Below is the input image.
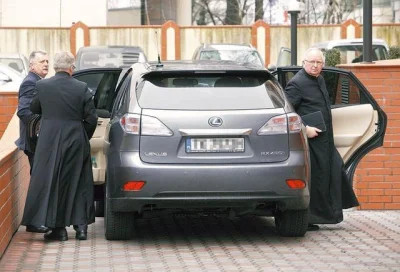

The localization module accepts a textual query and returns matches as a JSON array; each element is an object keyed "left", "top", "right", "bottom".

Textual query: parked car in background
[
  {"left": 75, "top": 45, "right": 148, "bottom": 70},
  {"left": 71, "top": 59, "right": 386, "bottom": 240},
  {"left": 192, "top": 43, "right": 265, "bottom": 67},
  {"left": 0, "top": 63, "right": 23, "bottom": 92},
  {"left": 0, "top": 53, "right": 29, "bottom": 76},
  {"left": 276, "top": 38, "right": 389, "bottom": 66}
]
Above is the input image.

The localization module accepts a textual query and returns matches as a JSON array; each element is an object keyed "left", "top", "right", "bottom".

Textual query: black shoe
[
  {"left": 308, "top": 224, "right": 320, "bottom": 231},
  {"left": 26, "top": 225, "right": 49, "bottom": 233},
  {"left": 75, "top": 230, "right": 87, "bottom": 240},
  {"left": 73, "top": 224, "right": 88, "bottom": 240},
  {"left": 44, "top": 228, "right": 68, "bottom": 241}
]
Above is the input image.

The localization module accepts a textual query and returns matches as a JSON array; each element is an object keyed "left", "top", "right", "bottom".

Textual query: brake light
[
  {"left": 122, "top": 181, "right": 146, "bottom": 191},
  {"left": 287, "top": 113, "right": 302, "bottom": 132},
  {"left": 120, "top": 114, "right": 173, "bottom": 136},
  {"left": 257, "top": 113, "right": 301, "bottom": 135},
  {"left": 120, "top": 113, "right": 140, "bottom": 134},
  {"left": 286, "top": 179, "right": 306, "bottom": 189}
]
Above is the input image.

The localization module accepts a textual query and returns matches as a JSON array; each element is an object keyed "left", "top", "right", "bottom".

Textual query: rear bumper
[{"left": 106, "top": 151, "right": 310, "bottom": 213}]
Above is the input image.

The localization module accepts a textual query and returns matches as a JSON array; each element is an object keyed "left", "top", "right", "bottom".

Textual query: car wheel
[
  {"left": 95, "top": 200, "right": 105, "bottom": 217},
  {"left": 104, "top": 199, "right": 135, "bottom": 240},
  {"left": 274, "top": 208, "right": 308, "bottom": 237}
]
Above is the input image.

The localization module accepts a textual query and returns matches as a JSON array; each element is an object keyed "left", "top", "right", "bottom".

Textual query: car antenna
[{"left": 155, "top": 30, "right": 163, "bottom": 67}]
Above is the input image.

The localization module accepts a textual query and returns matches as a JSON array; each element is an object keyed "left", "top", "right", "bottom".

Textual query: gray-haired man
[{"left": 21, "top": 51, "right": 98, "bottom": 241}]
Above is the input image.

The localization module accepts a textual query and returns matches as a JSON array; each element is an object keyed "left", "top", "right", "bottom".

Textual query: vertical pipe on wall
[{"left": 363, "top": 0, "right": 373, "bottom": 62}]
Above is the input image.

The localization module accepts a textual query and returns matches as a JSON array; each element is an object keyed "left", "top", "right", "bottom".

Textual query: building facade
[{"left": 0, "top": 0, "right": 107, "bottom": 27}]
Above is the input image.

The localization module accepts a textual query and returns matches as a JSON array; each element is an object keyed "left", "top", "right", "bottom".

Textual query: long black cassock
[
  {"left": 21, "top": 71, "right": 98, "bottom": 228},
  {"left": 284, "top": 69, "right": 359, "bottom": 224}
]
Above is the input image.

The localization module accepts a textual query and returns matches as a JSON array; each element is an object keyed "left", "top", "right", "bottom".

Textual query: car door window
[
  {"left": 95, "top": 73, "right": 118, "bottom": 110},
  {"left": 74, "top": 73, "right": 103, "bottom": 95},
  {"left": 74, "top": 72, "right": 120, "bottom": 112},
  {"left": 322, "top": 71, "right": 370, "bottom": 105},
  {"left": 111, "top": 74, "right": 132, "bottom": 118},
  {"left": 276, "top": 69, "right": 367, "bottom": 106}
]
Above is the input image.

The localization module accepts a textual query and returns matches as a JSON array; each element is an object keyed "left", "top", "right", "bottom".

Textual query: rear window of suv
[{"left": 135, "top": 72, "right": 284, "bottom": 110}]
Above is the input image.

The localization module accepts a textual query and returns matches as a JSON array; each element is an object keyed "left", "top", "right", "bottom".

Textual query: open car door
[
  {"left": 72, "top": 68, "right": 123, "bottom": 188},
  {"left": 274, "top": 66, "right": 387, "bottom": 183}
]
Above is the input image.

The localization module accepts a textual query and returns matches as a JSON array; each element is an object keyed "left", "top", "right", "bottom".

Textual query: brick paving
[{"left": 0, "top": 210, "right": 399, "bottom": 272}]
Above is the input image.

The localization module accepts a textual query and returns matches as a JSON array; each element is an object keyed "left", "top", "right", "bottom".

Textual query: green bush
[
  {"left": 388, "top": 46, "right": 400, "bottom": 59},
  {"left": 325, "top": 49, "right": 341, "bottom": 67}
]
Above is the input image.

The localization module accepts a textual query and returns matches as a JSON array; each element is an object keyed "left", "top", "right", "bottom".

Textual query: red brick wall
[
  {"left": 339, "top": 60, "right": 400, "bottom": 210},
  {"left": 0, "top": 91, "right": 30, "bottom": 258},
  {"left": 0, "top": 151, "right": 30, "bottom": 258},
  {"left": 0, "top": 93, "right": 18, "bottom": 139}
]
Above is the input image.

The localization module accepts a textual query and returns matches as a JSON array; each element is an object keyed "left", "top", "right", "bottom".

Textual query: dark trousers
[
  {"left": 24, "top": 150, "right": 35, "bottom": 174},
  {"left": 73, "top": 224, "right": 88, "bottom": 232}
]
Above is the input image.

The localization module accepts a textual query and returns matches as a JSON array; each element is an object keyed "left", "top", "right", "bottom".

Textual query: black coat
[
  {"left": 15, "top": 71, "right": 42, "bottom": 152},
  {"left": 285, "top": 69, "right": 359, "bottom": 224},
  {"left": 21, "top": 71, "right": 98, "bottom": 228}
]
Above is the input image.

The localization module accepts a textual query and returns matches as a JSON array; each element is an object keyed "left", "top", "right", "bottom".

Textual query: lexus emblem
[{"left": 208, "top": 117, "right": 223, "bottom": 127}]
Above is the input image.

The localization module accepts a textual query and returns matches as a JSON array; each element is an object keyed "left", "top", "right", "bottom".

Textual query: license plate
[{"left": 186, "top": 138, "right": 245, "bottom": 153}]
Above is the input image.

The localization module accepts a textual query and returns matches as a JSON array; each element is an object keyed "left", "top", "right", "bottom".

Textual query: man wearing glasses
[
  {"left": 21, "top": 51, "right": 98, "bottom": 241},
  {"left": 284, "top": 48, "right": 359, "bottom": 231}
]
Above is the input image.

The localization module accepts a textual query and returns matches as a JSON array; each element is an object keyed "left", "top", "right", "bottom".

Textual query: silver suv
[
  {"left": 192, "top": 43, "right": 265, "bottom": 67},
  {"left": 72, "top": 60, "right": 386, "bottom": 240}
]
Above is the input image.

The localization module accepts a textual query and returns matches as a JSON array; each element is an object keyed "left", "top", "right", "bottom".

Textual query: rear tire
[
  {"left": 104, "top": 199, "right": 135, "bottom": 240},
  {"left": 274, "top": 209, "right": 308, "bottom": 237}
]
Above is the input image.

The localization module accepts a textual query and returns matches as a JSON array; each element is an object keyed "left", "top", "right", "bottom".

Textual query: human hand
[{"left": 306, "top": 126, "right": 322, "bottom": 138}]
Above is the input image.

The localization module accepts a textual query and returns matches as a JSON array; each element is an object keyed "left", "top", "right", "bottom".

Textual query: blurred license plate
[{"left": 186, "top": 138, "right": 244, "bottom": 153}]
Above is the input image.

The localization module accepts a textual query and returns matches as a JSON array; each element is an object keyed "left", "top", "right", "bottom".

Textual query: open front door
[
  {"left": 72, "top": 68, "right": 123, "bottom": 185},
  {"left": 275, "top": 66, "right": 387, "bottom": 184}
]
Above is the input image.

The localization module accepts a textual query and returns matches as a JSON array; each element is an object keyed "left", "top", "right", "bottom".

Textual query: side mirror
[{"left": 96, "top": 109, "right": 111, "bottom": 118}]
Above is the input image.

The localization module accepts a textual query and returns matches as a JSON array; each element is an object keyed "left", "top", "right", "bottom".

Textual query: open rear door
[
  {"left": 72, "top": 68, "right": 123, "bottom": 185},
  {"left": 275, "top": 66, "right": 387, "bottom": 184}
]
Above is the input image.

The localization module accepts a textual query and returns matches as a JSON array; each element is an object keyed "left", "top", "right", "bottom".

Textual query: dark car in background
[
  {"left": 75, "top": 45, "right": 148, "bottom": 70},
  {"left": 71, "top": 60, "right": 386, "bottom": 241},
  {"left": 192, "top": 43, "right": 265, "bottom": 67}
]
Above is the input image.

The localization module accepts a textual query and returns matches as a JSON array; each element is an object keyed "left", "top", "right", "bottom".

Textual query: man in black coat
[
  {"left": 21, "top": 51, "right": 98, "bottom": 241},
  {"left": 15, "top": 50, "right": 49, "bottom": 171},
  {"left": 284, "top": 48, "right": 359, "bottom": 231},
  {"left": 15, "top": 50, "right": 49, "bottom": 234}
]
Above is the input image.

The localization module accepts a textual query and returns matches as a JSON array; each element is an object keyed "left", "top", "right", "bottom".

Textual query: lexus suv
[{"left": 72, "top": 60, "right": 386, "bottom": 240}]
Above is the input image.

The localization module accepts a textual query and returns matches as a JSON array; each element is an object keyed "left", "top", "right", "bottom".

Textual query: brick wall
[
  {"left": 339, "top": 60, "right": 400, "bottom": 210},
  {"left": 0, "top": 151, "right": 29, "bottom": 257},
  {"left": 0, "top": 93, "right": 18, "bottom": 139},
  {"left": 0, "top": 91, "right": 30, "bottom": 258}
]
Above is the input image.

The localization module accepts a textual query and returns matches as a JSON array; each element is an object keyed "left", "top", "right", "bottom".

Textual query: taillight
[
  {"left": 141, "top": 115, "right": 173, "bottom": 136},
  {"left": 122, "top": 181, "right": 146, "bottom": 191},
  {"left": 286, "top": 179, "right": 306, "bottom": 189},
  {"left": 257, "top": 113, "right": 301, "bottom": 135},
  {"left": 120, "top": 114, "right": 173, "bottom": 136},
  {"left": 120, "top": 113, "right": 140, "bottom": 134}
]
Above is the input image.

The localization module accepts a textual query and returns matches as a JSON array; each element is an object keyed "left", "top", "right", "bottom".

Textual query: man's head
[
  {"left": 302, "top": 48, "right": 324, "bottom": 77},
  {"left": 53, "top": 51, "right": 76, "bottom": 75},
  {"left": 29, "top": 50, "right": 49, "bottom": 78}
]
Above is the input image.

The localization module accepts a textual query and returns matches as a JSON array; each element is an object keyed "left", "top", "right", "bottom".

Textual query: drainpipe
[{"left": 363, "top": 0, "right": 373, "bottom": 62}]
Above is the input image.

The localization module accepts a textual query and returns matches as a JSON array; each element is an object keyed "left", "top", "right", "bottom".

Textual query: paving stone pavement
[{"left": 0, "top": 210, "right": 399, "bottom": 272}]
